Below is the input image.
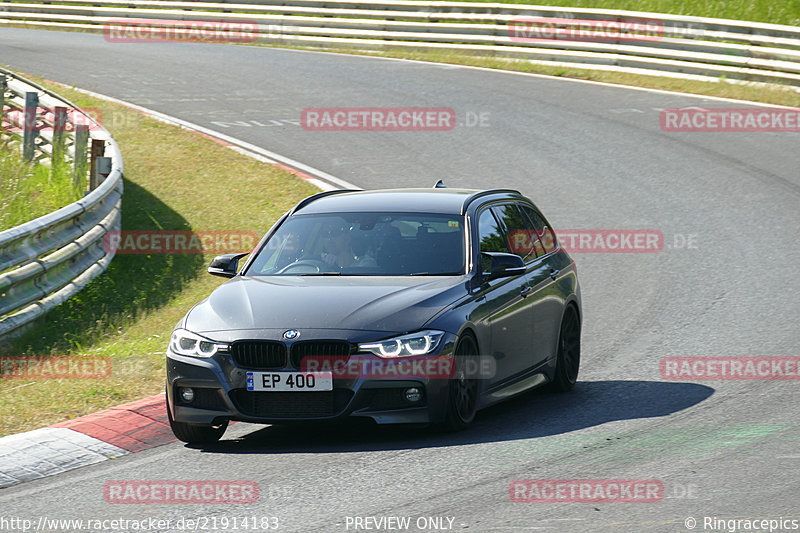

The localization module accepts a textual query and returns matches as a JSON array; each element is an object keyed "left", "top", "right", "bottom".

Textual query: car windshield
[{"left": 246, "top": 212, "right": 466, "bottom": 276}]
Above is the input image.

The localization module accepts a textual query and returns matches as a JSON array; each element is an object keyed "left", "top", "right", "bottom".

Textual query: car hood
[{"left": 184, "top": 275, "right": 467, "bottom": 335}]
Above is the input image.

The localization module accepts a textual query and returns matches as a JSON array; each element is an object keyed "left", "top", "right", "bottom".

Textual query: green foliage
[
  {"left": 458, "top": 0, "right": 800, "bottom": 26},
  {"left": 0, "top": 138, "right": 79, "bottom": 231}
]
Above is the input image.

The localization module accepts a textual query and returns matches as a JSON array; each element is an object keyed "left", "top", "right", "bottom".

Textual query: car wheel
[
  {"left": 166, "top": 391, "right": 228, "bottom": 444},
  {"left": 548, "top": 305, "right": 581, "bottom": 392},
  {"left": 443, "top": 332, "right": 480, "bottom": 431}
]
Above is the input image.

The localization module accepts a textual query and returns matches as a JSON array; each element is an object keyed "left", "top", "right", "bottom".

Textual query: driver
[{"left": 321, "top": 223, "right": 376, "bottom": 269}]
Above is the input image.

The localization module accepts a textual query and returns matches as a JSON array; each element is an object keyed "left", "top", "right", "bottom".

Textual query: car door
[
  {"left": 516, "top": 203, "right": 564, "bottom": 366},
  {"left": 472, "top": 205, "right": 537, "bottom": 387},
  {"left": 490, "top": 203, "right": 555, "bottom": 371}
]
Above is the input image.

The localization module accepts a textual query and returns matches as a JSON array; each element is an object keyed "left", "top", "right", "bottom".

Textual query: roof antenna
[{"left": 433, "top": 180, "right": 446, "bottom": 188}]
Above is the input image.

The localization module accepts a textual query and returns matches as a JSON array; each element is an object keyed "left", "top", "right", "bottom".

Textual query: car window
[
  {"left": 477, "top": 209, "right": 507, "bottom": 253},
  {"left": 492, "top": 203, "right": 541, "bottom": 263},
  {"left": 247, "top": 212, "right": 465, "bottom": 276},
  {"left": 477, "top": 208, "right": 508, "bottom": 272},
  {"left": 519, "top": 204, "right": 557, "bottom": 254}
]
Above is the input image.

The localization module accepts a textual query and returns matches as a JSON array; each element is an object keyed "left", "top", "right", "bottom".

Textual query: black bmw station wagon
[{"left": 166, "top": 185, "right": 581, "bottom": 443}]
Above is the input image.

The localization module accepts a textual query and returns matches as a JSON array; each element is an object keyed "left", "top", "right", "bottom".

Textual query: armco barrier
[
  {"left": 1, "top": 0, "right": 799, "bottom": 87},
  {"left": 0, "top": 68, "right": 123, "bottom": 338}
]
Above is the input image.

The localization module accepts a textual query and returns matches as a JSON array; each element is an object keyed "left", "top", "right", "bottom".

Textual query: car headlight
[
  {"left": 359, "top": 330, "right": 444, "bottom": 358},
  {"left": 169, "top": 329, "right": 227, "bottom": 358}
]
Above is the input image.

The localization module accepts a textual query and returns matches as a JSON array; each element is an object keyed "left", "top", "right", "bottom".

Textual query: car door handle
[
  {"left": 520, "top": 285, "right": 532, "bottom": 297},
  {"left": 549, "top": 269, "right": 560, "bottom": 280}
]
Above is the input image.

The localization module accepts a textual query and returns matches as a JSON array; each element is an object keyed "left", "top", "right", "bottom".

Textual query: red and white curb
[{"left": 0, "top": 394, "right": 170, "bottom": 489}]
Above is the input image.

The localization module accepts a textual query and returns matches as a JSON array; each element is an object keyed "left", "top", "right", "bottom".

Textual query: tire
[
  {"left": 548, "top": 305, "right": 581, "bottom": 392},
  {"left": 443, "top": 332, "right": 480, "bottom": 431},
  {"left": 166, "top": 393, "right": 228, "bottom": 445}
]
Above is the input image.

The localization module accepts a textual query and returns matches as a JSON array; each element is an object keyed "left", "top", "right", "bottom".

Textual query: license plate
[{"left": 246, "top": 371, "right": 333, "bottom": 392}]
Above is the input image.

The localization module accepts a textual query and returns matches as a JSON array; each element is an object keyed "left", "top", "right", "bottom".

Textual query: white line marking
[
  {"left": 47, "top": 84, "right": 359, "bottom": 191},
  {"left": 270, "top": 46, "right": 800, "bottom": 109}
]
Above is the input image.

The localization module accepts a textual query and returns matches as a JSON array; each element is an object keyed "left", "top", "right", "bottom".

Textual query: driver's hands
[{"left": 321, "top": 252, "right": 337, "bottom": 266}]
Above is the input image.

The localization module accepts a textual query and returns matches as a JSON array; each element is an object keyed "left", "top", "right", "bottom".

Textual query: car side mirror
[
  {"left": 208, "top": 253, "right": 249, "bottom": 278},
  {"left": 481, "top": 252, "right": 526, "bottom": 280}
]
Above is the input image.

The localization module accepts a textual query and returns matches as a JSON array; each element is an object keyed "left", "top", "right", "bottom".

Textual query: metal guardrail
[
  {"left": 0, "top": 68, "right": 123, "bottom": 338},
  {"left": 1, "top": 0, "right": 800, "bottom": 87}
]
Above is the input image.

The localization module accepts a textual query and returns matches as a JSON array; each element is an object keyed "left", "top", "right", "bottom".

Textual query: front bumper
[{"left": 166, "top": 333, "right": 457, "bottom": 426}]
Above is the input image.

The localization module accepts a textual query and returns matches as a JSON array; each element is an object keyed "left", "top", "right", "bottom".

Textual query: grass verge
[
  {"left": 456, "top": 0, "right": 800, "bottom": 26},
  {"left": 0, "top": 75, "right": 319, "bottom": 437},
  {"left": 0, "top": 138, "right": 79, "bottom": 231}
]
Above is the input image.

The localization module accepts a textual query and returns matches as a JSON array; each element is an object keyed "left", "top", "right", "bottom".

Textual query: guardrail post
[
  {"left": 73, "top": 124, "right": 89, "bottom": 192},
  {"left": 23, "top": 92, "right": 39, "bottom": 161},
  {"left": 0, "top": 75, "right": 6, "bottom": 133},
  {"left": 89, "top": 138, "right": 105, "bottom": 190},
  {"left": 52, "top": 106, "right": 68, "bottom": 180},
  {"left": 95, "top": 156, "right": 112, "bottom": 185}
]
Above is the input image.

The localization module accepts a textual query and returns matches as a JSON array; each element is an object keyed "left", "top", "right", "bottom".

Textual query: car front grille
[
  {"left": 231, "top": 341, "right": 287, "bottom": 370},
  {"left": 229, "top": 389, "right": 354, "bottom": 418},
  {"left": 290, "top": 340, "right": 353, "bottom": 369}
]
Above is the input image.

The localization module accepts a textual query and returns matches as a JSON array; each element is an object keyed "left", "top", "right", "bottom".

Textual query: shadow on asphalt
[{"left": 193, "top": 380, "right": 714, "bottom": 454}]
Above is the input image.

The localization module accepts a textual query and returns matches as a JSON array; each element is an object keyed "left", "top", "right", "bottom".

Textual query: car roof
[{"left": 292, "top": 188, "right": 526, "bottom": 216}]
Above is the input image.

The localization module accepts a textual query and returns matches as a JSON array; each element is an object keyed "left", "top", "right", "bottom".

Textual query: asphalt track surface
[{"left": 2, "top": 28, "right": 800, "bottom": 533}]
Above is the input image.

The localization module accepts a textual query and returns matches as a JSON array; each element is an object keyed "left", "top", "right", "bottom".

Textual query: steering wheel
[{"left": 277, "top": 259, "right": 327, "bottom": 274}]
